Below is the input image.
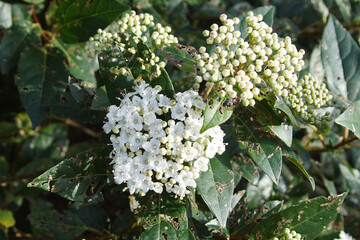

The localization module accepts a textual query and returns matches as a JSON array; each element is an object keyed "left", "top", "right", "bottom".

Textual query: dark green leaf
[
  {"left": 28, "top": 210, "right": 86, "bottom": 240},
  {"left": 138, "top": 194, "right": 188, "bottom": 240},
  {"left": 282, "top": 145, "right": 315, "bottom": 190},
  {"left": 161, "top": 43, "right": 197, "bottom": 72},
  {"left": 70, "top": 205, "right": 108, "bottom": 231},
  {"left": 274, "top": 96, "right": 298, "bottom": 127},
  {"left": 28, "top": 147, "right": 111, "bottom": 203},
  {"left": 321, "top": 15, "right": 360, "bottom": 101},
  {"left": 150, "top": 68, "right": 175, "bottom": 98},
  {"left": 230, "top": 152, "right": 259, "bottom": 184},
  {"left": 49, "top": 82, "right": 105, "bottom": 124},
  {"left": 55, "top": 0, "right": 129, "bottom": 43},
  {"left": 53, "top": 37, "right": 97, "bottom": 85},
  {"left": 235, "top": 116, "right": 282, "bottom": 184},
  {"left": 17, "top": 47, "right": 69, "bottom": 127},
  {"left": 268, "top": 123, "right": 293, "bottom": 147},
  {"left": 249, "top": 193, "right": 347, "bottom": 240},
  {"left": 0, "top": 21, "right": 41, "bottom": 74},
  {"left": 335, "top": 100, "right": 360, "bottom": 138},
  {"left": 90, "top": 86, "right": 110, "bottom": 111},
  {"left": 200, "top": 100, "right": 233, "bottom": 134},
  {"left": 196, "top": 156, "right": 235, "bottom": 228},
  {"left": 98, "top": 49, "right": 135, "bottom": 105}
]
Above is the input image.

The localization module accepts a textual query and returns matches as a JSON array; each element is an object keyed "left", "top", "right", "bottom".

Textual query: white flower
[
  {"left": 143, "top": 138, "right": 161, "bottom": 154},
  {"left": 194, "top": 157, "right": 209, "bottom": 171},
  {"left": 128, "top": 112, "right": 143, "bottom": 131},
  {"left": 128, "top": 132, "right": 147, "bottom": 152},
  {"left": 335, "top": 231, "right": 354, "bottom": 240},
  {"left": 171, "top": 103, "right": 187, "bottom": 120}
]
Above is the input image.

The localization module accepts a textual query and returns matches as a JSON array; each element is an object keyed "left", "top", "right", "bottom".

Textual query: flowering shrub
[{"left": 1, "top": 1, "right": 360, "bottom": 240}]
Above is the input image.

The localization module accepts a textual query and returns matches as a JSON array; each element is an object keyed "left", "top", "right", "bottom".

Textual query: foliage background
[{"left": 0, "top": 0, "right": 360, "bottom": 239}]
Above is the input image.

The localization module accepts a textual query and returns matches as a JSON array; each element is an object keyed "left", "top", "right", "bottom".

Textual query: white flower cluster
[
  {"left": 84, "top": 10, "right": 178, "bottom": 77},
  {"left": 104, "top": 81, "right": 226, "bottom": 199},
  {"left": 273, "top": 228, "right": 302, "bottom": 240},
  {"left": 194, "top": 12, "right": 307, "bottom": 107}
]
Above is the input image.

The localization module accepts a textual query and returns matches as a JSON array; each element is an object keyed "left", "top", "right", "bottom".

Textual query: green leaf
[
  {"left": 28, "top": 147, "right": 111, "bottom": 203},
  {"left": 90, "top": 86, "right": 110, "bottom": 111},
  {"left": 49, "top": 82, "right": 105, "bottom": 124},
  {"left": 268, "top": 123, "right": 293, "bottom": 147},
  {"left": 0, "top": 21, "right": 41, "bottom": 74},
  {"left": 0, "top": 210, "right": 15, "bottom": 228},
  {"left": 249, "top": 193, "right": 347, "bottom": 240},
  {"left": 28, "top": 210, "right": 86, "bottom": 240},
  {"left": 231, "top": 153, "right": 260, "bottom": 184},
  {"left": 274, "top": 96, "right": 298, "bottom": 127},
  {"left": 309, "top": 45, "right": 325, "bottom": 83},
  {"left": 321, "top": 15, "right": 360, "bottom": 102},
  {"left": 17, "top": 47, "right": 69, "bottom": 127},
  {"left": 55, "top": 0, "right": 130, "bottom": 43},
  {"left": 334, "top": 0, "right": 351, "bottom": 24},
  {"left": 235, "top": 116, "right": 282, "bottom": 184},
  {"left": 200, "top": 100, "right": 233, "bottom": 133},
  {"left": 335, "top": 100, "right": 360, "bottom": 138},
  {"left": 98, "top": 49, "right": 135, "bottom": 105},
  {"left": 196, "top": 156, "right": 235, "bottom": 228},
  {"left": 161, "top": 43, "right": 197, "bottom": 72},
  {"left": 138, "top": 194, "right": 189, "bottom": 240},
  {"left": 282, "top": 146, "right": 315, "bottom": 190},
  {"left": 53, "top": 37, "right": 97, "bottom": 85},
  {"left": 150, "top": 68, "right": 175, "bottom": 98}
]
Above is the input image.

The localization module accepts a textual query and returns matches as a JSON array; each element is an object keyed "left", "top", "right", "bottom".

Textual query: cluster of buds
[
  {"left": 194, "top": 12, "right": 306, "bottom": 106},
  {"left": 288, "top": 74, "right": 332, "bottom": 131},
  {"left": 273, "top": 228, "right": 302, "bottom": 240},
  {"left": 84, "top": 10, "right": 178, "bottom": 77},
  {"left": 104, "top": 81, "right": 226, "bottom": 199}
]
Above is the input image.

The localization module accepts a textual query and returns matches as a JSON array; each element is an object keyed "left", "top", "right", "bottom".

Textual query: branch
[
  {"left": 308, "top": 136, "right": 359, "bottom": 154},
  {"left": 49, "top": 115, "right": 101, "bottom": 138}
]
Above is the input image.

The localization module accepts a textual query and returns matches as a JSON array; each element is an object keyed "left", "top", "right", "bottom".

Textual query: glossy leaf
[
  {"left": 335, "top": 100, "right": 360, "bottom": 138},
  {"left": 196, "top": 156, "right": 235, "bottom": 228},
  {"left": 91, "top": 86, "right": 110, "bottom": 111},
  {"left": 28, "top": 210, "right": 86, "bottom": 240},
  {"left": 55, "top": 0, "right": 129, "bottom": 43},
  {"left": 28, "top": 147, "right": 112, "bottom": 203},
  {"left": 17, "top": 47, "right": 69, "bottom": 127},
  {"left": 231, "top": 153, "right": 260, "bottom": 184},
  {"left": 150, "top": 68, "right": 175, "bottom": 98},
  {"left": 273, "top": 96, "right": 298, "bottom": 127},
  {"left": 200, "top": 100, "right": 233, "bottom": 133},
  {"left": 321, "top": 15, "right": 360, "bottom": 101},
  {"left": 0, "top": 21, "right": 41, "bottom": 74},
  {"left": 268, "top": 123, "right": 293, "bottom": 147},
  {"left": 235, "top": 116, "right": 282, "bottom": 184},
  {"left": 53, "top": 37, "right": 97, "bottom": 85},
  {"left": 49, "top": 82, "right": 105, "bottom": 124},
  {"left": 161, "top": 43, "right": 197, "bottom": 72},
  {"left": 282, "top": 145, "right": 315, "bottom": 190},
  {"left": 138, "top": 194, "right": 189, "bottom": 240},
  {"left": 249, "top": 193, "right": 347, "bottom": 240}
]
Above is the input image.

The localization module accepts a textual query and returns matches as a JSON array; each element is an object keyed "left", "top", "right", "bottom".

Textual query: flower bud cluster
[
  {"left": 194, "top": 12, "right": 306, "bottom": 107},
  {"left": 288, "top": 74, "right": 332, "bottom": 131},
  {"left": 273, "top": 228, "right": 303, "bottom": 240},
  {"left": 103, "top": 81, "right": 226, "bottom": 199},
  {"left": 84, "top": 10, "right": 177, "bottom": 77}
]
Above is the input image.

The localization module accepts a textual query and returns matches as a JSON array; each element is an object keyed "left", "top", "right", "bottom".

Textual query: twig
[
  {"left": 50, "top": 115, "right": 101, "bottom": 138},
  {"left": 308, "top": 136, "right": 359, "bottom": 154}
]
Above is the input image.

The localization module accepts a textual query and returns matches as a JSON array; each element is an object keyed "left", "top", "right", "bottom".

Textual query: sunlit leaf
[{"left": 335, "top": 100, "right": 360, "bottom": 138}]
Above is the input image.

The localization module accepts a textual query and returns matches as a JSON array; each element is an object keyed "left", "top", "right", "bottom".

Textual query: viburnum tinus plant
[{"left": 1, "top": 1, "right": 360, "bottom": 239}]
